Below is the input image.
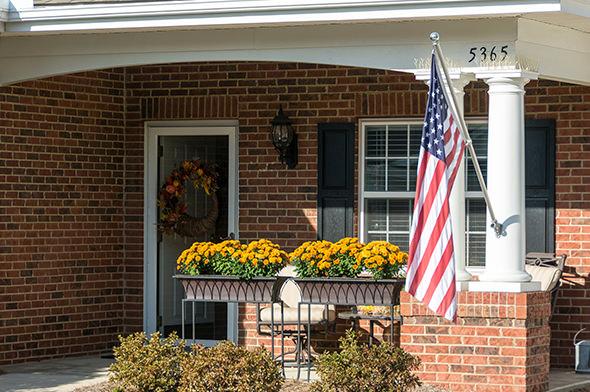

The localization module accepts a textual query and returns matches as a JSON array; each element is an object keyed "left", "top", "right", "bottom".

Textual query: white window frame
[{"left": 358, "top": 118, "right": 488, "bottom": 267}]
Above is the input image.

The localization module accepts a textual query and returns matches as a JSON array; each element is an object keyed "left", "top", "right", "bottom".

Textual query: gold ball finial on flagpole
[{"left": 430, "top": 32, "right": 440, "bottom": 45}]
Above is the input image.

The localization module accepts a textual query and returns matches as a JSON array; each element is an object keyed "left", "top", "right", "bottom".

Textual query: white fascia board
[{"left": 5, "top": 0, "right": 562, "bottom": 33}]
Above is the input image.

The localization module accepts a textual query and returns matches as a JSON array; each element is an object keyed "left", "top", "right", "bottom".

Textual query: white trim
[
  {"left": 5, "top": 0, "right": 563, "bottom": 33},
  {"left": 466, "top": 266, "right": 485, "bottom": 275},
  {"left": 143, "top": 120, "right": 239, "bottom": 344}
]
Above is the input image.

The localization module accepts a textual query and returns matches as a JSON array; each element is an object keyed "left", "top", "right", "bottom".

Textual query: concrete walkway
[
  {"left": 549, "top": 368, "right": 590, "bottom": 392},
  {"left": 1, "top": 355, "right": 589, "bottom": 392},
  {"left": 0, "top": 356, "right": 113, "bottom": 392}
]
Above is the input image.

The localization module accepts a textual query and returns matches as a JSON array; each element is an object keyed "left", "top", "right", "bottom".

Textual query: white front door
[{"left": 144, "top": 123, "right": 238, "bottom": 345}]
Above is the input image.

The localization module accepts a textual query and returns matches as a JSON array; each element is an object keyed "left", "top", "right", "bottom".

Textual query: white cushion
[
  {"left": 275, "top": 267, "right": 302, "bottom": 308},
  {"left": 279, "top": 279, "right": 301, "bottom": 308},
  {"left": 259, "top": 303, "right": 336, "bottom": 324},
  {"left": 525, "top": 264, "right": 561, "bottom": 292}
]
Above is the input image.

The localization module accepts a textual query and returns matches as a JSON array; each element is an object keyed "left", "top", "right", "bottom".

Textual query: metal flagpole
[{"left": 429, "top": 32, "right": 503, "bottom": 238}]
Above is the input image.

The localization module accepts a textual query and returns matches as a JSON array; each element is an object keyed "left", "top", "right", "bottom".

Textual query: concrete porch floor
[
  {"left": 549, "top": 368, "right": 590, "bottom": 392},
  {"left": 0, "top": 355, "right": 589, "bottom": 391}
]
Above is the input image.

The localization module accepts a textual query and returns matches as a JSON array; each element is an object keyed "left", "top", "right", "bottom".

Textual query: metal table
[
  {"left": 293, "top": 278, "right": 405, "bottom": 381},
  {"left": 337, "top": 310, "right": 400, "bottom": 347},
  {"left": 176, "top": 275, "right": 289, "bottom": 364}
]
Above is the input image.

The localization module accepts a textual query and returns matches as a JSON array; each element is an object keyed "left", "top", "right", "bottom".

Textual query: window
[{"left": 360, "top": 120, "right": 488, "bottom": 267}]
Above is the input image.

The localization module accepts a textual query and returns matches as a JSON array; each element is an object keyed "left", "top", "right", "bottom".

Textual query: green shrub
[
  {"left": 178, "top": 341, "right": 283, "bottom": 392},
  {"left": 109, "top": 331, "right": 186, "bottom": 392},
  {"left": 311, "top": 330, "right": 421, "bottom": 392}
]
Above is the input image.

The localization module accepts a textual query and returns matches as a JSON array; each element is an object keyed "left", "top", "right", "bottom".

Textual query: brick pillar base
[{"left": 400, "top": 291, "right": 551, "bottom": 392}]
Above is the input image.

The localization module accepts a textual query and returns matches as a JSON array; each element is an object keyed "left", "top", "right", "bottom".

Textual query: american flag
[{"left": 404, "top": 53, "right": 464, "bottom": 321}]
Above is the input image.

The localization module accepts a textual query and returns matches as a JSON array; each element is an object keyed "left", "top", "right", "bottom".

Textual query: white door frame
[{"left": 143, "top": 120, "right": 239, "bottom": 344}]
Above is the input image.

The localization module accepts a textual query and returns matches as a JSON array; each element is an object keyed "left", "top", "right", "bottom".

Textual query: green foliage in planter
[
  {"left": 311, "top": 330, "right": 421, "bottom": 392},
  {"left": 178, "top": 341, "right": 283, "bottom": 392},
  {"left": 109, "top": 331, "right": 186, "bottom": 392}
]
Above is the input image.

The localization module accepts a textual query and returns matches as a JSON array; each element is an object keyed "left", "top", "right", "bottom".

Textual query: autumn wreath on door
[{"left": 158, "top": 159, "right": 219, "bottom": 238}]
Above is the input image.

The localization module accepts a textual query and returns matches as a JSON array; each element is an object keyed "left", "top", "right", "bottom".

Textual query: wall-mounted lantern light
[{"left": 270, "top": 106, "right": 298, "bottom": 169}]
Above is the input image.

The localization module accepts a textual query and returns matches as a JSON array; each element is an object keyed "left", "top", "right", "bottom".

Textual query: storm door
[{"left": 146, "top": 125, "right": 238, "bottom": 346}]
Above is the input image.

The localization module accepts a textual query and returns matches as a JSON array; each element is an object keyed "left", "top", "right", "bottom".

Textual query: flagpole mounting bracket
[{"left": 491, "top": 220, "right": 503, "bottom": 238}]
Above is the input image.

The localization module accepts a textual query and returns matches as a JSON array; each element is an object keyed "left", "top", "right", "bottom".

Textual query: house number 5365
[{"left": 468, "top": 45, "right": 509, "bottom": 63}]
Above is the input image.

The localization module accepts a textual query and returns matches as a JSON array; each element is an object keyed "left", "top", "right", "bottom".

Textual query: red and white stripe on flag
[{"left": 405, "top": 53, "right": 465, "bottom": 322}]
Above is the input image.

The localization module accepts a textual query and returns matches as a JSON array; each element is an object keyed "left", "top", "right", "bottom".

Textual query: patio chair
[
  {"left": 256, "top": 267, "right": 336, "bottom": 365},
  {"left": 525, "top": 252, "right": 566, "bottom": 314}
]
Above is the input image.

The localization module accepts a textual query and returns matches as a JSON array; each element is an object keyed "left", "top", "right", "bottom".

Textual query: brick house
[{"left": 0, "top": 0, "right": 589, "bottom": 390}]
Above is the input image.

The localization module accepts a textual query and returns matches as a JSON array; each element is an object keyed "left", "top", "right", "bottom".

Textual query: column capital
[
  {"left": 475, "top": 69, "right": 539, "bottom": 89},
  {"left": 413, "top": 70, "right": 475, "bottom": 92}
]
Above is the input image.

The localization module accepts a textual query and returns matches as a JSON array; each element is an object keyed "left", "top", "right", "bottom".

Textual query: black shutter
[
  {"left": 525, "top": 119, "right": 556, "bottom": 253},
  {"left": 317, "top": 123, "right": 355, "bottom": 242}
]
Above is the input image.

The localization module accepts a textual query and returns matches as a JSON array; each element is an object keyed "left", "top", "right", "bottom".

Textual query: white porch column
[
  {"left": 414, "top": 71, "right": 474, "bottom": 284},
  {"left": 470, "top": 70, "right": 540, "bottom": 292}
]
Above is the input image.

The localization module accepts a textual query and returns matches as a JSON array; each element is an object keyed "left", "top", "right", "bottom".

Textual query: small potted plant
[{"left": 174, "top": 239, "right": 289, "bottom": 303}]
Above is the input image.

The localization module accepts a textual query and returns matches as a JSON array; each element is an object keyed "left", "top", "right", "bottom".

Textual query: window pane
[
  {"left": 408, "top": 158, "right": 418, "bottom": 192},
  {"left": 469, "top": 124, "right": 488, "bottom": 156},
  {"left": 388, "top": 200, "right": 411, "bottom": 231},
  {"left": 387, "top": 125, "right": 407, "bottom": 157},
  {"left": 366, "top": 199, "right": 387, "bottom": 232},
  {"left": 467, "top": 233, "right": 486, "bottom": 267},
  {"left": 368, "top": 233, "right": 387, "bottom": 242},
  {"left": 409, "top": 125, "right": 423, "bottom": 155},
  {"left": 466, "top": 198, "right": 486, "bottom": 267},
  {"left": 387, "top": 159, "right": 407, "bottom": 191},
  {"left": 467, "top": 199, "right": 487, "bottom": 232},
  {"left": 467, "top": 158, "right": 487, "bottom": 192},
  {"left": 466, "top": 123, "right": 487, "bottom": 192},
  {"left": 365, "top": 159, "right": 386, "bottom": 191},
  {"left": 364, "top": 199, "right": 412, "bottom": 252},
  {"left": 366, "top": 126, "right": 386, "bottom": 157},
  {"left": 389, "top": 233, "right": 409, "bottom": 252}
]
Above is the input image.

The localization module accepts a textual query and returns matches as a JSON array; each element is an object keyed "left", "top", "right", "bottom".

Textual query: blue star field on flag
[{"left": 422, "top": 54, "right": 450, "bottom": 162}]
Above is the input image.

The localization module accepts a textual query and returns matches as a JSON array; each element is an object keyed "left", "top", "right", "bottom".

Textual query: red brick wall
[
  {"left": 401, "top": 291, "right": 551, "bottom": 391},
  {"left": 0, "top": 70, "right": 126, "bottom": 365},
  {"left": 1, "top": 61, "right": 589, "bottom": 367},
  {"left": 124, "top": 62, "right": 427, "bottom": 254}
]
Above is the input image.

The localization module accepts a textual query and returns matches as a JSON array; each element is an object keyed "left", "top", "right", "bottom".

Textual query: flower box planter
[
  {"left": 292, "top": 277, "right": 405, "bottom": 306},
  {"left": 174, "top": 274, "right": 279, "bottom": 303}
]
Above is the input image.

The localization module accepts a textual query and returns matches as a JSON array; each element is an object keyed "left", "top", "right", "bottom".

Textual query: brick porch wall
[
  {"left": 0, "top": 61, "right": 589, "bottom": 366},
  {"left": 0, "top": 70, "right": 126, "bottom": 365},
  {"left": 400, "top": 291, "right": 551, "bottom": 392}
]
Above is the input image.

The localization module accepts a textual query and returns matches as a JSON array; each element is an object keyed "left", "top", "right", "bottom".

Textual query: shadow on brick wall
[{"left": 551, "top": 264, "right": 590, "bottom": 368}]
